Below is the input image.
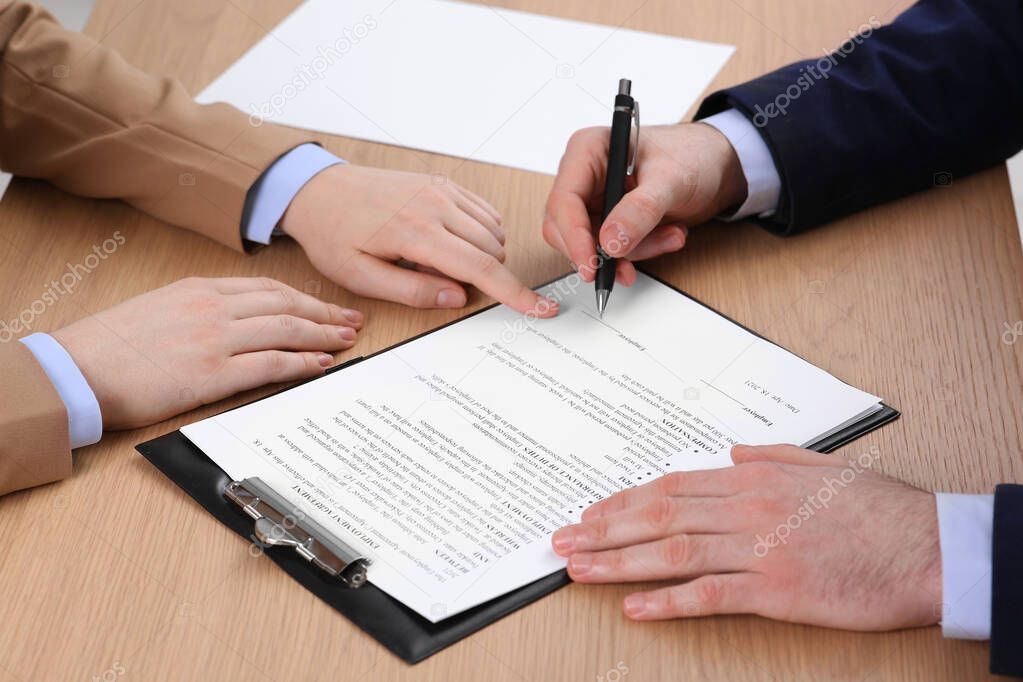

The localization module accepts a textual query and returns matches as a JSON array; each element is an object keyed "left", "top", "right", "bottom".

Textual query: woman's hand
[
  {"left": 282, "top": 164, "right": 558, "bottom": 318},
  {"left": 53, "top": 277, "right": 363, "bottom": 429}
]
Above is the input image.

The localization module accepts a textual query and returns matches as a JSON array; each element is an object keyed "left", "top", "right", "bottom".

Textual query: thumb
[
  {"left": 731, "top": 443, "right": 837, "bottom": 467},
  {"left": 598, "top": 180, "right": 676, "bottom": 258}
]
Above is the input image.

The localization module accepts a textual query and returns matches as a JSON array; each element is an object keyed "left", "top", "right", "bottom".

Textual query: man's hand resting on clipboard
[
  {"left": 52, "top": 277, "right": 362, "bottom": 430},
  {"left": 282, "top": 165, "right": 559, "bottom": 317},
  {"left": 551, "top": 444, "right": 942, "bottom": 631}
]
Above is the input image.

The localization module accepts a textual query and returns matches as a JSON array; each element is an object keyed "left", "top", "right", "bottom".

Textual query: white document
[
  {"left": 196, "top": 0, "right": 734, "bottom": 175},
  {"left": 1008, "top": 151, "right": 1023, "bottom": 251},
  {"left": 182, "top": 273, "right": 883, "bottom": 622}
]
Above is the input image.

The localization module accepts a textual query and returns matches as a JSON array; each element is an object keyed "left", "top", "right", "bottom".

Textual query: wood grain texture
[{"left": 1, "top": 0, "right": 1019, "bottom": 679}]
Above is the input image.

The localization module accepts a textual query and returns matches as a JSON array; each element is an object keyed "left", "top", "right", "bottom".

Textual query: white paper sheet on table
[{"left": 196, "top": 0, "right": 734, "bottom": 175}]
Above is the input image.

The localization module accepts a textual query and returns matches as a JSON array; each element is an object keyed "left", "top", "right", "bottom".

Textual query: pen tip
[{"left": 596, "top": 289, "right": 609, "bottom": 318}]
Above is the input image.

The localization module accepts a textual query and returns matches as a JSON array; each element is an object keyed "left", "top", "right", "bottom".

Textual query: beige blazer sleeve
[
  {"left": 0, "top": 0, "right": 315, "bottom": 250},
  {"left": 0, "top": 343, "right": 71, "bottom": 496},
  {"left": 0, "top": 1, "right": 317, "bottom": 496}
]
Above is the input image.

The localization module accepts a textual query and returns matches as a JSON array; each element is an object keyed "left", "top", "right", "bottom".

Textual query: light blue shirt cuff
[
  {"left": 700, "top": 109, "right": 781, "bottom": 221},
  {"left": 19, "top": 332, "right": 103, "bottom": 449},
  {"left": 935, "top": 492, "right": 994, "bottom": 640},
  {"left": 243, "top": 143, "right": 345, "bottom": 245}
]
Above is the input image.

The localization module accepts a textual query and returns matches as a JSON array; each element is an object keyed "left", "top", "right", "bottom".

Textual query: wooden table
[{"left": 1, "top": 0, "right": 1019, "bottom": 679}]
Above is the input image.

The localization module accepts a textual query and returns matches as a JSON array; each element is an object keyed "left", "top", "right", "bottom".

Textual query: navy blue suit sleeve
[
  {"left": 695, "top": 0, "right": 1023, "bottom": 235},
  {"left": 991, "top": 484, "right": 1023, "bottom": 677}
]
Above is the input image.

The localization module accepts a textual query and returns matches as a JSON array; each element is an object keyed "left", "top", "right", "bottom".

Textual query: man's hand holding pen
[{"left": 543, "top": 122, "right": 749, "bottom": 286}]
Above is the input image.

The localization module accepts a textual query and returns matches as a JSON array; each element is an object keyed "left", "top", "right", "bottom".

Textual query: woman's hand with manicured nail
[{"left": 54, "top": 277, "right": 363, "bottom": 429}]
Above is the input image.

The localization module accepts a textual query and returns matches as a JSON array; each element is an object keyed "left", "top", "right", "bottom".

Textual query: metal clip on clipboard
[{"left": 224, "top": 478, "right": 371, "bottom": 588}]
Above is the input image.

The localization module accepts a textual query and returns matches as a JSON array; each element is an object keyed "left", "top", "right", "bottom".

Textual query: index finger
[
  {"left": 544, "top": 128, "right": 608, "bottom": 280},
  {"left": 406, "top": 231, "right": 559, "bottom": 317},
  {"left": 582, "top": 468, "right": 742, "bottom": 521},
  {"left": 553, "top": 496, "right": 734, "bottom": 556}
]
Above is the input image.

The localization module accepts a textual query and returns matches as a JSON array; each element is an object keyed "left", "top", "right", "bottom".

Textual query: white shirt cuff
[
  {"left": 935, "top": 492, "right": 994, "bottom": 639},
  {"left": 700, "top": 109, "right": 781, "bottom": 221},
  {"left": 19, "top": 332, "right": 103, "bottom": 449},
  {"left": 243, "top": 143, "right": 345, "bottom": 245}
]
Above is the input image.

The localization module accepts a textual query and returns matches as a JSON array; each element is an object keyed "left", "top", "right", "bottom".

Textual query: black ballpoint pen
[{"left": 595, "top": 78, "right": 639, "bottom": 318}]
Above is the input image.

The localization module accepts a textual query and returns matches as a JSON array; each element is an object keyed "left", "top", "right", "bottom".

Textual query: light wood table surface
[{"left": 1, "top": 0, "right": 1020, "bottom": 680}]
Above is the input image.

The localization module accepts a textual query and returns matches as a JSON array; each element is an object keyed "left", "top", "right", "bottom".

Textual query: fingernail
[
  {"left": 731, "top": 444, "right": 753, "bottom": 455},
  {"left": 437, "top": 289, "right": 465, "bottom": 307},
  {"left": 317, "top": 353, "right": 333, "bottom": 367},
  {"left": 538, "top": 298, "right": 560, "bottom": 316},
  {"left": 343, "top": 309, "right": 363, "bottom": 324},
  {"left": 569, "top": 553, "right": 592, "bottom": 575},
  {"left": 605, "top": 222, "right": 630, "bottom": 255},
  {"left": 624, "top": 594, "right": 646, "bottom": 618},
  {"left": 551, "top": 529, "right": 575, "bottom": 554},
  {"left": 337, "top": 326, "right": 356, "bottom": 341},
  {"left": 665, "top": 234, "right": 684, "bottom": 251},
  {"left": 600, "top": 231, "right": 618, "bottom": 255}
]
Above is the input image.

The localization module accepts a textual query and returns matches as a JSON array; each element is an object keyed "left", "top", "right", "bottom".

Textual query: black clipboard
[{"left": 136, "top": 271, "right": 899, "bottom": 664}]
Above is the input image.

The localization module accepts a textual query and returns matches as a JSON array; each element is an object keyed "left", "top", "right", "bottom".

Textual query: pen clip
[{"left": 627, "top": 99, "right": 640, "bottom": 176}]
